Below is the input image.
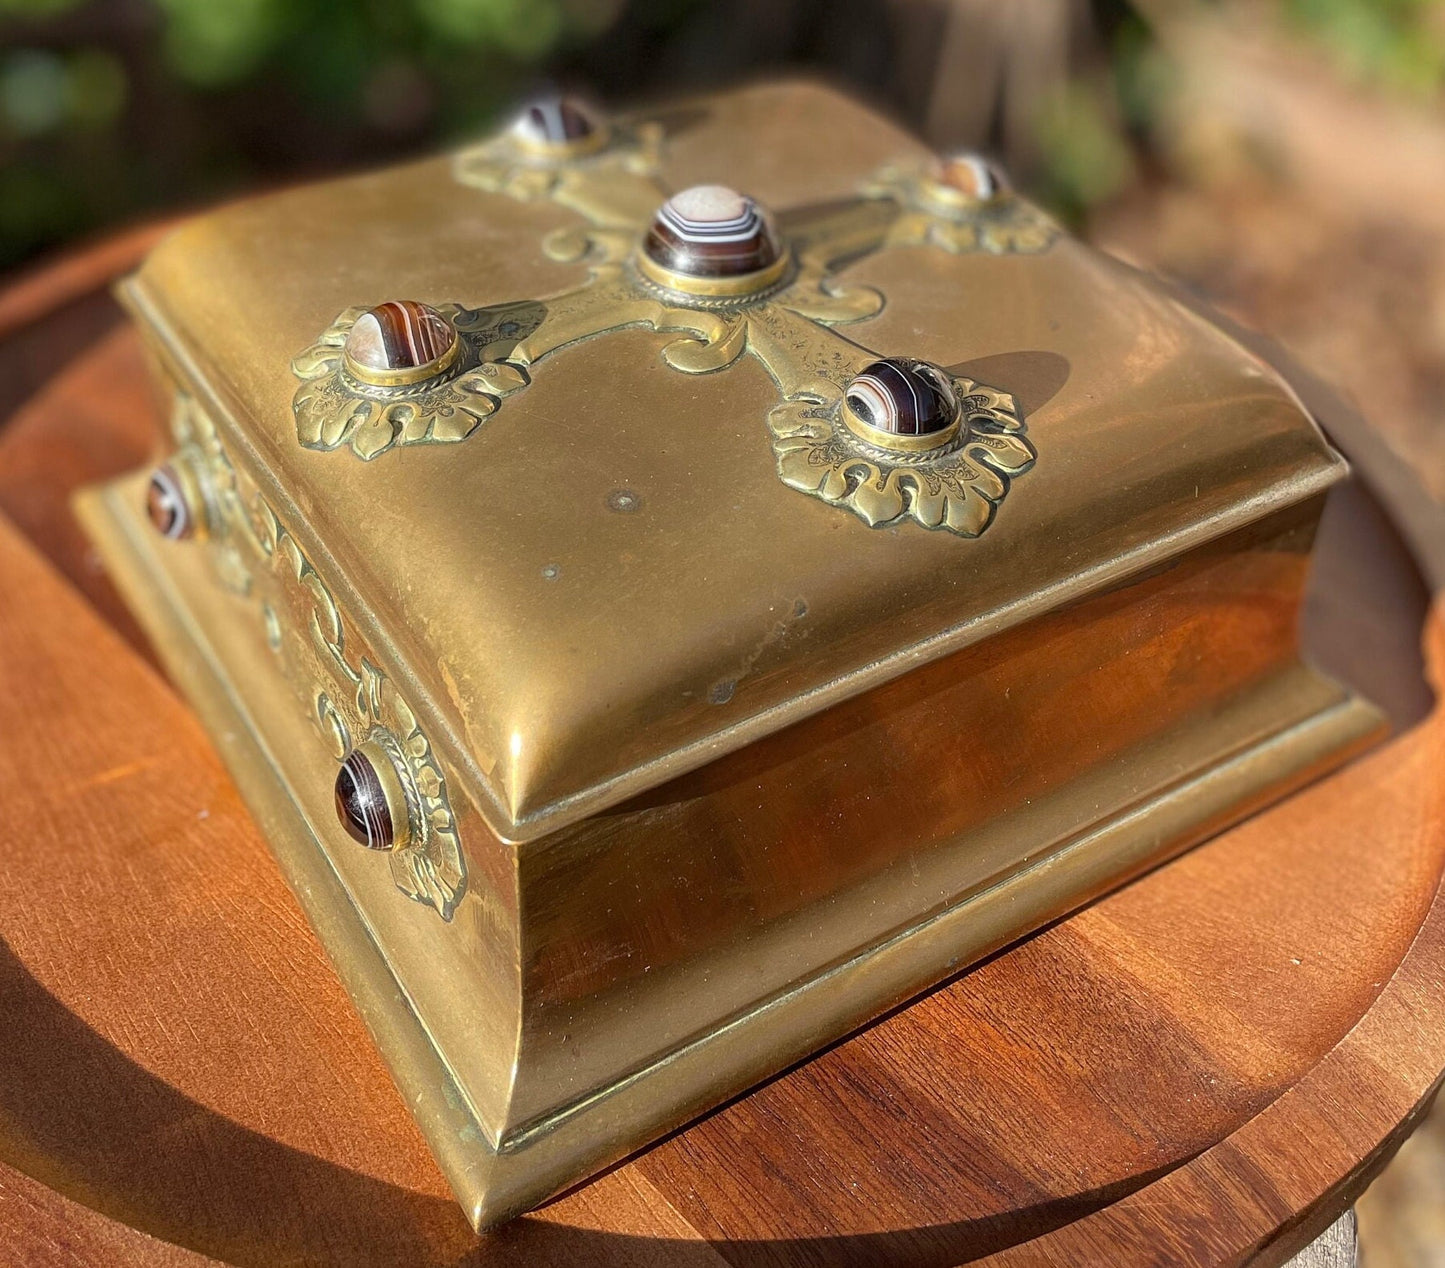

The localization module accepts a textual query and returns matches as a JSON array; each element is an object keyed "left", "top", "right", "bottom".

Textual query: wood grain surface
[{"left": 0, "top": 247, "right": 1443, "bottom": 1267}]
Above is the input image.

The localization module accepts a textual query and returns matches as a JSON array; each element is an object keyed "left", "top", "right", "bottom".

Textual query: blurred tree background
[{"left": 2, "top": 0, "right": 1444, "bottom": 273}]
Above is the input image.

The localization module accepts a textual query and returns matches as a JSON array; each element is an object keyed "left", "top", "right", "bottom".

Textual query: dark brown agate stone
[
  {"left": 344, "top": 301, "right": 456, "bottom": 377},
  {"left": 335, "top": 748, "right": 396, "bottom": 850},
  {"left": 845, "top": 359, "right": 958, "bottom": 437},
  {"left": 512, "top": 95, "right": 599, "bottom": 148},
  {"left": 643, "top": 185, "right": 780, "bottom": 279},
  {"left": 145, "top": 463, "right": 194, "bottom": 540}
]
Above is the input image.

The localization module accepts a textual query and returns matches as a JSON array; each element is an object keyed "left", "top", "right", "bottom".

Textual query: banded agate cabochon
[
  {"left": 644, "top": 184, "right": 781, "bottom": 278},
  {"left": 846, "top": 358, "right": 958, "bottom": 437},
  {"left": 145, "top": 463, "right": 194, "bottom": 540},
  {"left": 937, "top": 153, "right": 1004, "bottom": 201},
  {"left": 512, "top": 96, "right": 600, "bottom": 147},
  {"left": 344, "top": 300, "right": 457, "bottom": 376},
  {"left": 334, "top": 747, "right": 397, "bottom": 850}
]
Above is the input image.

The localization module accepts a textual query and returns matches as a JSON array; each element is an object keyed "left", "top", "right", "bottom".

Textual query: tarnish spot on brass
[
  {"left": 709, "top": 598, "right": 809, "bottom": 706},
  {"left": 606, "top": 489, "right": 641, "bottom": 514}
]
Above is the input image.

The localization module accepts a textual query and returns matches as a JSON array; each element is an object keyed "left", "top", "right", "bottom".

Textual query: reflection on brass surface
[{"left": 86, "top": 82, "right": 1386, "bottom": 1229}]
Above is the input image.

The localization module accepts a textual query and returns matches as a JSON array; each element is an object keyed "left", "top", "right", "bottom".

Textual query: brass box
[{"left": 78, "top": 82, "right": 1384, "bottom": 1227}]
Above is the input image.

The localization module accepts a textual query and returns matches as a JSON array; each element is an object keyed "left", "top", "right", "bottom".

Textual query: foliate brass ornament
[
  {"left": 452, "top": 95, "right": 664, "bottom": 229},
  {"left": 771, "top": 370, "right": 1034, "bottom": 534},
  {"left": 290, "top": 108, "right": 1046, "bottom": 535},
  {"left": 170, "top": 392, "right": 467, "bottom": 918},
  {"left": 863, "top": 154, "right": 1060, "bottom": 256},
  {"left": 290, "top": 301, "right": 539, "bottom": 460}
]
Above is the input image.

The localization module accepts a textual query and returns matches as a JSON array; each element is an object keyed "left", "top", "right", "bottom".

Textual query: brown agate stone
[
  {"left": 643, "top": 185, "right": 780, "bottom": 279},
  {"left": 845, "top": 359, "right": 958, "bottom": 437},
  {"left": 145, "top": 463, "right": 195, "bottom": 540},
  {"left": 344, "top": 301, "right": 456, "bottom": 379},
  {"left": 936, "top": 153, "right": 1006, "bottom": 202},
  {"left": 334, "top": 748, "right": 396, "bottom": 850},
  {"left": 512, "top": 95, "right": 600, "bottom": 149}
]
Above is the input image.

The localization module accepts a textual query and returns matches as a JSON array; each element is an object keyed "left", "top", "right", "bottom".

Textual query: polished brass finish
[{"left": 83, "top": 82, "right": 1385, "bottom": 1230}]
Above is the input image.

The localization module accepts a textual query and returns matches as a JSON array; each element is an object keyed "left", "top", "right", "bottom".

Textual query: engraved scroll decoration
[
  {"left": 170, "top": 394, "right": 467, "bottom": 919},
  {"left": 291, "top": 116, "right": 1051, "bottom": 534}
]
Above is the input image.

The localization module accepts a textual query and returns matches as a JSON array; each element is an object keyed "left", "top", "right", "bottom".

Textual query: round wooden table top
[{"left": 0, "top": 240, "right": 1442, "bottom": 1268}]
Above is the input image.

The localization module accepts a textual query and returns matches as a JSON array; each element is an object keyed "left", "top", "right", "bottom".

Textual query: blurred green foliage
[
  {"left": 3, "top": 0, "right": 1445, "bottom": 274},
  {"left": 0, "top": 0, "right": 688, "bottom": 271},
  {"left": 1286, "top": 0, "right": 1445, "bottom": 97}
]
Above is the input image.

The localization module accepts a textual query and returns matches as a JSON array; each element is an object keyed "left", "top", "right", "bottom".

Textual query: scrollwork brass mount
[
  {"left": 291, "top": 99, "right": 1057, "bottom": 535},
  {"left": 169, "top": 392, "right": 467, "bottom": 918}
]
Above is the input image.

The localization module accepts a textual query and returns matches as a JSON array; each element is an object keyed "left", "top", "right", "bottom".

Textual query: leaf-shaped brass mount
[
  {"left": 862, "top": 153, "right": 1061, "bottom": 256},
  {"left": 770, "top": 371, "right": 1035, "bottom": 535},
  {"left": 291, "top": 302, "right": 539, "bottom": 460}
]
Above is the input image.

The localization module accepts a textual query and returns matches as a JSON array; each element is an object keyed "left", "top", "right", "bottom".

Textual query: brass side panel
[{"left": 79, "top": 463, "right": 1383, "bottom": 1225}]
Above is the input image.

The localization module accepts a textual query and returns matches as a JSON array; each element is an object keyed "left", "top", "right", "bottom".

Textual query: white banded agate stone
[{"left": 643, "top": 184, "right": 781, "bottom": 279}]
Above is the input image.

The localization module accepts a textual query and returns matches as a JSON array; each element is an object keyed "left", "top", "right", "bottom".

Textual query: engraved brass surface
[
  {"left": 169, "top": 383, "right": 465, "bottom": 917},
  {"left": 85, "top": 81, "right": 1388, "bottom": 1229}
]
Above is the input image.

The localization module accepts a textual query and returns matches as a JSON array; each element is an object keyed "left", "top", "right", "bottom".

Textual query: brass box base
[{"left": 79, "top": 474, "right": 1384, "bottom": 1227}]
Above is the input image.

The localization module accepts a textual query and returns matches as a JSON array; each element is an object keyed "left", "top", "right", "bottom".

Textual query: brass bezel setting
[
  {"left": 511, "top": 125, "right": 611, "bottom": 163},
  {"left": 634, "top": 244, "right": 793, "bottom": 300},
  {"left": 343, "top": 733, "right": 416, "bottom": 852},
  {"left": 342, "top": 326, "right": 461, "bottom": 389},
  {"left": 841, "top": 395, "right": 963, "bottom": 454},
  {"left": 917, "top": 172, "right": 1003, "bottom": 216}
]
